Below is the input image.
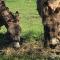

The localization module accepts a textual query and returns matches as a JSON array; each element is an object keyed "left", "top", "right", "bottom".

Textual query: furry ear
[
  {"left": 15, "top": 11, "right": 19, "bottom": 16},
  {"left": 6, "top": 7, "right": 9, "bottom": 10},
  {"left": 1, "top": 0, "right": 5, "bottom": 6},
  {"left": 54, "top": 7, "right": 60, "bottom": 13},
  {"left": 15, "top": 11, "right": 19, "bottom": 21}
]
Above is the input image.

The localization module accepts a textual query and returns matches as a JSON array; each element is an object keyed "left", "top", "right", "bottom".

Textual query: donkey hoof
[{"left": 13, "top": 42, "right": 20, "bottom": 48}]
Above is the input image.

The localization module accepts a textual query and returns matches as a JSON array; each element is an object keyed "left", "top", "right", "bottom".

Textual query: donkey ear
[
  {"left": 15, "top": 11, "right": 19, "bottom": 21},
  {"left": 15, "top": 11, "right": 19, "bottom": 16},
  {"left": 6, "top": 7, "right": 9, "bottom": 11}
]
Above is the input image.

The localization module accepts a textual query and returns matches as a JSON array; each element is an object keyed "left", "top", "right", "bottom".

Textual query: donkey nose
[{"left": 13, "top": 42, "right": 20, "bottom": 48}]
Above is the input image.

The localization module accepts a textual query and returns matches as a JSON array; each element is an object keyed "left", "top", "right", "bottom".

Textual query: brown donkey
[
  {"left": 0, "top": 0, "right": 21, "bottom": 48},
  {"left": 37, "top": 0, "right": 60, "bottom": 48}
]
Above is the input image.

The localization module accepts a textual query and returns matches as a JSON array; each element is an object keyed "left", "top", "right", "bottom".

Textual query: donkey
[
  {"left": 37, "top": 0, "right": 60, "bottom": 48},
  {"left": 0, "top": 0, "right": 21, "bottom": 48}
]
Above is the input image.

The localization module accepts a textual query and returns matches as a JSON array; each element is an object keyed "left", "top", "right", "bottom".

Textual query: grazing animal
[
  {"left": 37, "top": 0, "right": 60, "bottom": 48},
  {"left": 0, "top": 0, "right": 21, "bottom": 48}
]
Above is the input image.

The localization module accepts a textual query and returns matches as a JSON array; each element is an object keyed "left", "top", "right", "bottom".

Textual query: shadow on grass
[{"left": 0, "top": 33, "right": 13, "bottom": 49}]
